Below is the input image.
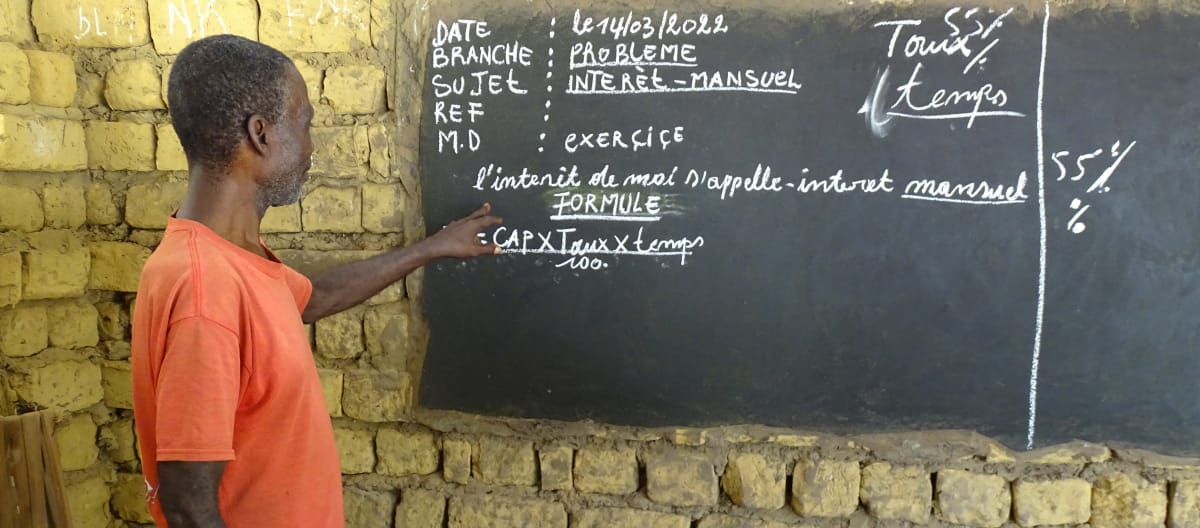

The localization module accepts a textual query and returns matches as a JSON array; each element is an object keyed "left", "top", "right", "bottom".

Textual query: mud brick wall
[{"left": 3, "top": 1, "right": 1200, "bottom": 527}]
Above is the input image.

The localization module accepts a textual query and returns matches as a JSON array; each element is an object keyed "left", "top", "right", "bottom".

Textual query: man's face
[{"left": 259, "top": 66, "right": 314, "bottom": 208}]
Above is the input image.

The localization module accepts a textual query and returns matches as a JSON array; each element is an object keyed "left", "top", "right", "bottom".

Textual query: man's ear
[{"left": 246, "top": 114, "right": 269, "bottom": 156}]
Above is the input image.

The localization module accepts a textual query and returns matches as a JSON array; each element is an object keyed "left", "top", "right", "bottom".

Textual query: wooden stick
[
  {"left": 22, "top": 412, "right": 49, "bottom": 528},
  {"left": 39, "top": 411, "right": 71, "bottom": 528},
  {"left": 4, "top": 417, "right": 32, "bottom": 528},
  {"left": 0, "top": 416, "right": 17, "bottom": 528}
]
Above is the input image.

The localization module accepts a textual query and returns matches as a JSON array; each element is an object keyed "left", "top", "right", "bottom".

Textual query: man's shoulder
[{"left": 140, "top": 228, "right": 244, "bottom": 296}]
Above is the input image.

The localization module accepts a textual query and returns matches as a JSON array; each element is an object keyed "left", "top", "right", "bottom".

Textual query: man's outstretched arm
[{"left": 301, "top": 204, "right": 502, "bottom": 323}]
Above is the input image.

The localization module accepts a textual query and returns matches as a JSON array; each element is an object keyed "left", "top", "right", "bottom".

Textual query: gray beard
[{"left": 258, "top": 169, "right": 305, "bottom": 209}]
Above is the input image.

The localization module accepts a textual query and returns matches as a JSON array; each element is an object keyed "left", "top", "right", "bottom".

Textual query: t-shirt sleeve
[
  {"left": 283, "top": 266, "right": 314, "bottom": 312},
  {"left": 154, "top": 316, "right": 243, "bottom": 461}
]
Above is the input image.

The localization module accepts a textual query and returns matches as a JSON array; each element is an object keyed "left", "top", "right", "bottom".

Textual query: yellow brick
[
  {"left": 125, "top": 179, "right": 187, "bottom": 228},
  {"left": 646, "top": 449, "right": 719, "bottom": 507},
  {"left": 106, "top": 340, "right": 131, "bottom": 359},
  {"left": 369, "top": 0, "right": 392, "bottom": 50},
  {"left": 1013, "top": 478, "right": 1092, "bottom": 526},
  {"left": 47, "top": 300, "right": 99, "bottom": 348},
  {"left": 28, "top": 228, "right": 79, "bottom": 251},
  {"left": 99, "top": 417, "right": 137, "bottom": 462},
  {"left": 44, "top": 183, "right": 88, "bottom": 229},
  {"left": 573, "top": 508, "right": 691, "bottom": 528},
  {"left": 311, "top": 126, "right": 369, "bottom": 177},
  {"left": 23, "top": 246, "right": 91, "bottom": 299},
  {"left": 722, "top": 452, "right": 786, "bottom": 509},
  {"left": 396, "top": 489, "right": 446, "bottom": 528},
  {"left": 0, "top": 115, "right": 88, "bottom": 171},
  {"left": 96, "top": 301, "right": 126, "bottom": 340},
  {"left": 148, "top": 0, "right": 259, "bottom": 54},
  {"left": 261, "top": 203, "right": 301, "bottom": 233},
  {"left": 861, "top": 463, "right": 931, "bottom": 523},
  {"left": 345, "top": 488, "right": 396, "bottom": 528},
  {"left": 673, "top": 429, "right": 708, "bottom": 446},
  {"left": 113, "top": 473, "right": 154, "bottom": 523},
  {"left": 539, "top": 446, "right": 574, "bottom": 492},
  {"left": 25, "top": 50, "right": 76, "bottom": 107},
  {"left": 301, "top": 185, "right": 361, "bottom": 232},
  {"left": 317, "top": 367, "right": 343, "bottom": 417},
  {"left": 0, "top": 184, "right": 43, "bottom": 231},
  {"left": 105, "top": 59, "right": 164, "bottom": 110},
  {"left": 368, "top": 123, "right": 392, "bottom": 178},
  {"left": 377, "top": 427, "right": 439, "bottom": 477},
  {"left": 448, "top": 496, "right": 566, "bottom": 528},
  {"left": 475, "top": 436, "right": 537, "bottom": 487},
  {"left": 443, "top": 438, "right": 471, "bottom": 484},
  {"left": 696, "top": 515, "right": 793, "bottom": 528},
  {"left": 1092, "top": 474, "right": 1167, "bottom": 528},
  {"left": 0, "top": 42, "right": 30, "bottom": 104},
  {"left": 86, "top": 182, "right": 121, "bottom": 225},
  {"left": 160, "top": 62, "right": 170, "bottom": 105},
  {"left": 362, "top": 183, "right": 405, "bottom": 234},
  {"left": 54, "top": 413, "right": 99, "bottom": 471},
  {"left": 32, "top": 0, "right": 150, "bottom": 48},
  {"left": 66, "top": 476, "right": 112, "bottom": 528},
  {"left": 259, "top": 0, "right": 370, "bottom": 53},
  {"left": 0, "top": 305, "right": 48, "bottom": 357},
  {"left": 102, "top": 361, "right": 133, "bottom": 408},
  {"left": 156, "top": 123, "right": 187, "bottom": 170},
  {"left": 334, "top": 427, "right": 375, "bottom": 474},
  {"left": 1174, "top": 481, "right": 1200, "bottom": 527},
  {"left": 936, "top": 469, "right": 1010, "bottom": 527},
  {"left": 575, "top": 446, "right": 638, "bottom": 495},
  {"left": 86, "top": 121, "right": 156, "bottom": 171},
  {"left": 89, "top": 242, "right": 151, "bottom": 292},
  {"left": 293, "top": 59, "right": 322, "bottom": 104},
  {"left": 323, "top": 65, "right": 385, "bottom": 114},
  {"left": 316, "top": 305, "right": 363, "bottom": 359},
  {"left": 342, "top": 369, "right": 411, "bottom": 422},
  {"left": 0, "top": 0, "right": 35, "bottom": 42},
  {"left": 80, "top": 72, "right": 104, "bottom": 108},
  {"left": 16, "top": 360, "right": 104, "bottom": 411},
  {"left": 0, "top": 251, "right": 20, "bottom": 307},
  {"left": 364, "top": 303, "right": 410, "bottom": 364}
]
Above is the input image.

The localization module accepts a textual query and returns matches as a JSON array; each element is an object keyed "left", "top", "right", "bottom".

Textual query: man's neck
[{"left": 176, "top": 171, "right": 269, "bottom": 258}]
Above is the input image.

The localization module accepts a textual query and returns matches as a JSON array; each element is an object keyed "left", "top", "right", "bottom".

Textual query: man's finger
[
  {"left": 468, "top": 203, "right": 491, "bottom": 219},
  {"left": 480, "top": 243, "right": 502, "bottom": 255},
  {"left": 470, "top": 215, "right": 503, "bottom": 231}
]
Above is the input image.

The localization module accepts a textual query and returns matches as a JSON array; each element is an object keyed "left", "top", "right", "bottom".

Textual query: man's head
[{"left": 168, "top": 35, "right": 314, "bottom": 208}]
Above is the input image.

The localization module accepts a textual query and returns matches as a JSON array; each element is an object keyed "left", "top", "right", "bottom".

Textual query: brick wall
[{"left": 3, "top": 1, "right": 1200, "bottom": 527}]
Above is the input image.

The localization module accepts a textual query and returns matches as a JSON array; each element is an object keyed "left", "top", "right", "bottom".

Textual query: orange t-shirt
[{"left": 131, "top": 216, "right": 343, "bottom": 527}]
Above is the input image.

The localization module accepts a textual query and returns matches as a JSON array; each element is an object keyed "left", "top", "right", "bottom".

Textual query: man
[{"left": 131, "top": 35, "right": 500, "bottom": 527}]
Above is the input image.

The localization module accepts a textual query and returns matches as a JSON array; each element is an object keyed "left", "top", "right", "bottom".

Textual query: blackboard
[{"left": 417, "top": 0, "right": 1200, "bottom": 454}]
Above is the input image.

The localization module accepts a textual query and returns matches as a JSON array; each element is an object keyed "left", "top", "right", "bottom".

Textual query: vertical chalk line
[{"left": 1027, "top": 0, "right": 1051, "bottom": 451}]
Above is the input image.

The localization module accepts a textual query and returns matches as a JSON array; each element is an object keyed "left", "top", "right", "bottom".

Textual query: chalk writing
[
  {"left": 901, "top": 171, "right": 1028, "bottom": 205},
  {"left": 572, "top": 10, "right": 728, "bottom": 41},
  {"left": 570, "top": 42, "right": 698, "bottom": 69},
  {"left": 1051, "top": 139, "right": 1136, "bottom": 235},
  {"left": 863, "top": 7, "right": 1025, "bottom": 133},
  {"left": 423, "top": 8, "right": 1110, "bottom": 289},
  {"left": 564, "top": 125, "right": 685, "bottom": 153},
  {"left": 492, "top": 226, "right": 705, "bottom": 266},
  {"left": 283, "top": 0, "right": 367, "bottom": 33},
  {"left": 167, "top": 0, "right": 228, "bottom": 38},
  {"left": 74, "top": 5, "right": 138, "bottom": 43}
]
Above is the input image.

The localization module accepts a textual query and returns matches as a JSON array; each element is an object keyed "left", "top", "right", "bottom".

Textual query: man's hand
[{"left": 425, "top": 203, "right": 503, "bottom": 258}]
